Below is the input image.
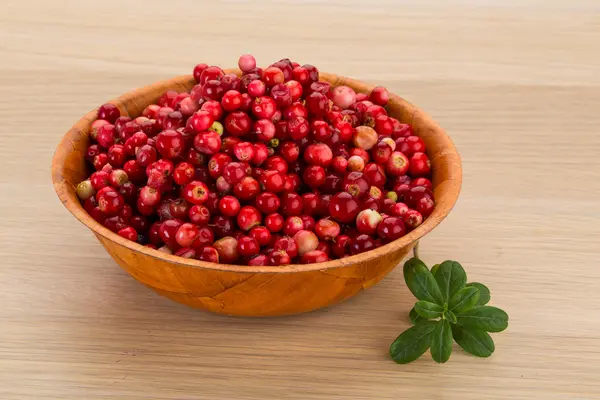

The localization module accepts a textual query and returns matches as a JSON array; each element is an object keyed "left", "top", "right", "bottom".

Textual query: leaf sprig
[{"left": 390, "top": 258, "right": 508, "bottom": 364}]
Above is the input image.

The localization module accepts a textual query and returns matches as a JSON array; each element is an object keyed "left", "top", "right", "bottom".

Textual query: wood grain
[{"left": 2, "top": 0, "right": 600, "bottom": 398}]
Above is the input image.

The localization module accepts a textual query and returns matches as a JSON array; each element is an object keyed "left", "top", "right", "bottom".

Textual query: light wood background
[{"left": 1, "top": 0, "right": 599, "bottom": 399}]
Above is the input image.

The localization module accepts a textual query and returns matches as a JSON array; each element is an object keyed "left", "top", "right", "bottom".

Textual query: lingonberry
[
  {"left": 139, "top": 186, "right": 161, "bottom": 207},
  {"left": 171, "top": 162, "right": 194, "bottom": 186},
  {"left": 264, "top": 155, "right": 288, "bottom": 175},
  {"left": 392, "top": 121, "right": 413, "bottom": 139},
  {"left": 221, "top": 90, "right": 242, "bottom": 112},
  {"left": 347, "top": 155, "right": 365, "bottom": 172},
  {"left": 247, "top": 254, "right": 268, "bottom": 266},
  {"left": 221, "top": 74, "right": 242, "bottom": 92},
  {"left": 287, "top": 117, "right": 310, "bottom": 140},
  {"left": 155, "top": 129, "right": 185, "bottom": 160},
  {"left": 329, "top": 192, "right": 360, "bottom": 223},
  {"left": 168, "top": 198, "right": 189, "bottom": 220},
  {"left": 253, "top": 119, "right": 276, "bottom": 142},
  {"left": 372, "top": 141, "right": 393, "bottom": 165},
  {"left": 76, "top": 180, "right": 95, "bottom": 200},
  {"left": 399, "top": 136, "right": 426, "bottom": 158},
  {"left": 283, "top": 102, "right": 308, "bottom": 121},
  {"left": 96, "top": 124, "right": 116, "bottom": 149},
  {"left": 233, "top": 176, "right": 261, "bottom": 200},
  {"left": 362, "top": 163, "right": 386, "bottom": 188},
  {"left": 97, "top": 189, "right": 124, "bottom": 216},
  {"left": 220, "top": 162, "right": 244, "bottom": 185},
  {"left": 192, "top": 63, "right": 209, "bottom": 83},
  {"left": 403, "top": 210, "right": 423, "bottom": 230},
  {"left": 97, "top": 103, "right": 120, "bottom": 124},
  {"left": 343, "top": 172, "right": 370, "bottom": 198},
  {"left": 233, "top": 141, "right": 254, "bottom": 162},
  {"left": 369, "top": 86, "right": 389, "bottom": 106},
  {"left": 273, "top": 236, "right": 299, "bottom": 258},
  {"left": 90, "top": 170, "right": 111, "bottom": 191},
  {"left": 252, "top": 143, "right": 269, "bottom": 166},
  {"left": 386, "top": 151, "right": 410, "bottom": 176},
  {"left": 249, "top": 226, "right": 272, "bottom": 247},
  {"left": 271, "top": 84, "right": 293, "bottom": 109},
  {"left": 389, "top": 202, "right": 409, "bottom": 218},
  {"left": 301, "top": 250, "right": 329, "bottom": 264},
  {"left": 271, "top": 61, "right": 293, "bottom": 81},
  {"left": 198, "top": 246, "right": 220, "bottom": 263},
  {"left": 193, "top": 131, "right": 222, "bottom": 155},
  {"left": 108, "top": 169, "right": 128, "bottom": 187},
  {"left": 409, "top": 152, "right": 431, "bottom": 177},
  {"left": 284, "top": 80, "right": 303, "bottom": 101},
  {"left": 251, "top": 96, "right": 277, "bottom": 120},
  {"left": 315, "top": 219, "right": 341, "bottom": 241},
  {"left": 351, "top": 234, "right": 378, "bottom": 255},
  {"left": 301, "top": 193, "right": 320, "bottom": 216},
  {"left": 284, "top": 173, "right": 302, "bottom": 193},
  {"left": 268, "top": 250, "right": 291, "bottom": 266},
  {"left": 304, "top": 143, "right": 333, "bottom": 167},
  {"left": 224, "top": 111, "right": 252, "bottom": 136},
  {"left": 199, "top": 66, "right": 224, "bottom": 85},
  {"left": 283, "top": 216, "right": 304, "bottom": 237},
  {"left": 293, "top": 230, "right": 319, "bottom": 256},
  {"left": 280, "top": 193, "right": 303, "bottom": 216},
  {"left": 306, "top": 92, "right": 329, "bottom": 117},
  {"left": 263, "top": 67, "right": 285, "bottom": 87},
  {"left": 106, "top": 144, "right": 125, "bottom": 168},
  {"left": 175, "top": 223, "right": 201, "bottom": 248},
  {"left": 255, "top": 192, "right": 281, "bottom": 214},
  {"left": 292, "top": 66, "right": 310, "bottom": 85},
  {"left": 303, "top": 165, "right": 326, "bottom": 188},
  {"left": 182, "top": 181, "right": 209, "bottom": 205},
  {"left": 412, "top": 177, "right": 433, "bottom": 190},
  {"left": 104, "top": 216, "right": 128, "bottom": 233},
  {"left": 331, "top": 86, "right": 356, "bottom": 109},
  {"left": 331, "top": 235, "right": 352, "bottom": 258},
  {"left": 300, "top": 215, "right": 315, "bottom": 231},
  {"left": 187, "top": 204, "right": 209, "bottom": 226},
  {"left": 265, "top": 213, "right": 284, "bottom": 233},
  {"left": 237, "top": 236, "right": 260, "bottom": 258},
  {"left": 356, "top": 209, "right": 383, "bottom": 235},
  {"left": 237, "top": 206, "right": 262, "bottom": 231},
  {"left": 247, "top": 80, "right": 266, "bottom": 97},
  {"left": 213, "top": 236, "right": 239, "bottom": 263}
]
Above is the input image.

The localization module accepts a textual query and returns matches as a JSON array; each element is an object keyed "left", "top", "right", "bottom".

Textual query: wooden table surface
[{"left": 1, "top": 1, "right": 599, "bottom": 398}]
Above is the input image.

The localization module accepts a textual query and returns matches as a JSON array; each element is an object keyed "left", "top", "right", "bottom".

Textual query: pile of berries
[{"left": 76, "top": 54, "right": 435, "bottom": 266}]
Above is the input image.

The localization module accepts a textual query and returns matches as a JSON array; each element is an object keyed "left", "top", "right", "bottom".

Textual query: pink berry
[
  {"left": 356, "top": 209, "right": 383, "bottom": 235},
  {"left": 238, "top": 54, "right": 257, "bottom": 73},
  {"left": 293, "top": 230, "right": 319, "bottom": 256},
  {"left": 331, "top": 86, "right": 357, "bottom": 109}
]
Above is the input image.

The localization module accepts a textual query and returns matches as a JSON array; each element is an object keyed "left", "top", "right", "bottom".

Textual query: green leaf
[
  {"left": 467, "top": 282, "right": 490, "bottom": 305},
  {"left": 451, "top": 325, "right": 495, "bottom": 357},
  {"left": 390, "top": 321, "right": 436, "bottom": 364},
  {"left": 403, "top": 258, "right": 444, "bottom": 305},
  {"left": 456, "top": 306, "right": 509, "bottom": 332},
  {"left": 431, "top": 320, "right": 453, "bottom": 363},
  {"left": 430, "top": 264, "right": 440, "bottom": 275},
  {"left": 433, "top": 260, "right": 467, "bottom": 303},
  {"left": 444, "top": 309, "right": 457, "bottom": 324},
  {"left": 449, "top": 286, "right": 480, "bottom": 313},
  {"left": 409, "top": 307, "right": 424, "bottom": 325},
  {"left": 414, "top": 301, "right": 444, "bottom": 319}
]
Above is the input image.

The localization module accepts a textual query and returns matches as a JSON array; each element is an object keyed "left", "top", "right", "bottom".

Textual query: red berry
[
  {"left": 412, "top": 177, "right": 433, "bottom": 190},
  {"left": 363, "top": 163, "right": 387, "bottom": 188},
  {"left": 293, "top": 230, "right": 319, "bottom": 256},
  {"left": 283, "top": 216, "right": 304, "bottom": 237},
  {"left": 199, "top": 66, "right": 224, "bottom": 86},
  {"left": 304, "top": 143, "right": 333, "bottom": 167},
  {"left": 224, "top": 111, "right": 252, "bottom": 136},
  {"left": 409, "top": 152, "right": 431, "bottom": 177},
  {"left": 238, "top": 54, "right": 257, "bottom": 72},
  {"left": 271, "top": 84, "right": 293, "bottom": 109},
  {"left": 174, "top": 223, "right": 201, "bottom": 247},
  {"left": 90, "top": 170, "right": 111, "bottom": 191},
  {"left": 198, "top": 246, "right": 220, "bottom": 263},
  {"left": 233, "top": 176, "right": 261, "bottom": 200},
  {"left": 350, "top": 234, "right": 378, "bottom": 255},
  {"left": 182, "top": 181, "right": 209, "bottom": 205},
  {"left": 390, "top": 202, "right": 409, "bottom": 217},
  {"left": 172, "top": 162, "right": 194, "bottom": 185},
  {"left": 213, "top": 236, "right": 239, "bottom": 264},
  {"left": 280, "top": 193, "right": 303, "bottom": 216},
  {"left": 221, "top": 90, "right": 243, "bottom": 112},
  {"left": 189, "top": 204, "right": 210, "bottom": 226},
  {"left": 217, "top": 195, "right": 240, "bottom": 217},
  {"left": 303, "top": 165, "right": 326, "bottom": 188},
  {"left": 386, "top": 151, "right": 410, "bottom": 176},
  {"left": 253, "top": 119, "right": 276, "bottom": 142},
  {"left": 139, "top": 186, "right": 161, "bottom": 207},
  {"left": 252, "top": 143, "right": 269, "bottom": 166},
  {"left": 97, "top": 103, "right": 120, "bottom": 124},
  {"left": 264, "top": 156, "right": 288, "bottom": 175},
  {"left": 301, "top": 250, "right": 329, "bottom": 264},
  {"left": 265, "top": 213, "right": 284, "bottom": 233},
  {"left": 331, "top": 235, "right": 352, "bottom": 258},
  {"left": 329, "top": 192, "right": 360, "bottom": 223},
  {"left": 117, "top": 226, "right": 137, "bottom": 241},
  {"left": 399, "top": 136, "right": 426, "bottom": 158},
  {"left": 369, "top": 86, "right": 389, "bottom": 106},
  {"left": 255, "top": 192, "right": 281, "bottom": 214},
  {"left": 233, "top": 141, "right": 255, "bottom": 162},
  {"left": 193, "top": 63, "right": 209, "bottom": 83},
  {"left": 347, "top": 155, "right": 365, "bottom": 172},
  {"left": 268, "top": 250, "right": 291, "bottom": 266},
  {"left": 247, "top": 254, "right": 268, "bottom": 266},
  {"left": 306, "top": 92, "right": 329, "bottom": 117},
  {"left": 263, "top": 67, "right": 285, "bottom": 87},
  {"left": 249, "top": 226, "right": 272, "bottom": 247},
  {"left": 237, "top": 236, "right": 260, "bottom": 257},
  {"left": 247, "top": 80, "right": 266, "bottom": 97},
  {"left": 273, "top": 237, "right": 298, "bottom": 258},
  {"left": 356, "top": 209, "right": 383, "bottom": 235},
  {"left": 285, "top": 80, "right": 303, "bottom": 101},
  {"left": 315, "top": 219, "right": 341, "bottom": 241},
  {"left": 403, "top": 210, "right": 423, "bottom": 230},
  {"left": 287, "top": 117, "right": 310, "bottom": 141},
  {"left": 237, "top": 206, "right": 262, "bottom": 231}
]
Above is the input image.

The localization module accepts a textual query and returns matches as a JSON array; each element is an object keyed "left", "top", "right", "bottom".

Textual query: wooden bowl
[{"left": 51, "top": 71, "right": 462, "bottom": 317}]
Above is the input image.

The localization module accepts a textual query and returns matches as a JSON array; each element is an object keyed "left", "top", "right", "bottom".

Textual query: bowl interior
[{"left": 52, "top": 70, "right": 462, "bottom": 274}]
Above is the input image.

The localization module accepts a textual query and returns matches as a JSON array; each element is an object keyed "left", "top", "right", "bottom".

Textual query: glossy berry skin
[
  {"left": 411, "top": 177, "right": 433, "bottom": 190},
  {"left": 224, "top": 111, "right": 252, "bottom": 136},
  {"left": 249, "top": 226, "right": 272, "bottom": 247},
  {"left": 287, "top": 117, "right": 310, "bottom": 141},
  {"left": 251, "top": 96, "right": 277, "bottom": 120},
  {"left": 218, "top": 195, "right": 241, "bottom": 217},
  {"left": 268, "top": 250, "right": 291, "bottom": 266},
  {"left": 398, "top": 136, "right": 426, "bottom": 158},
  {"left": 194, "top": 131, "right": 222, "bottom": 155},
  {"left": 198, "top": 246, "right": 219, "bottom": 263},
  {"left": 95, "top": 186, "right": 124, "bottom": 216},
  {"left": 157, "top": 219, "right": 183, "bottom": 249},
  {"left": 315, "top": 219, "right": 341, "bottom": 241},
  {"left": 350, "top": 234, "right": 378, "bottom": 255},
  {"left": 331, "top": 235, "right": 352, "bottom": 258},
  {"left": 189, "top": 204, "right": 210, "bottom": 226},
  {"left": 301, "top": 250, "right": 329, "bottom": 264},
  {"left": 386, "top": 151, "right": 410, "bottom": 176},
  {"left": 97, "top": 103, "right": 120, "bottom": 124},
  {"left": 182, "top": 181, "right": 209, "bottom": 205},
  {"left": 139, "top": 186, "right": 161, "bottom": 207},
  {"left": 237, "top": 206, "right": 262, "bottom": 231},
  {"left": 263, "top": 67, "right": 285, "bottom": 87},
  {"left": 253, "top": 119, "right": 276, "bottom": 142},
  {"left": 247, "top": 254, "right": 268, "bottom": 266},
  {"left": 155, "top": 130, "right": 185, "bottom": 160},
  {"left": 255, "top": 192, "right": 281, "bottom": 214},
  {"left": 356, "top": 209, "right": 383, "bottom": 235},
  {"left": 233, "top": 176, "right": 261, "bottom": 200},
  {"left": 223, "top": 162, "right": 246, "bottom": 184},
  {"left": 237, "top": 236, "right": 260, "bottom": 257},
  {"left": 175, "top": 223, "right": 201, "bottom": 248},
  {"left": 283, "top": 216, "right": 304, "bottom": 237},
  {"left": 303, "top": 165, "right": 326, "bottom": 188},
  {"left": 369, "top": 86, "right": 389, "bottom": 106},
  {"left": 265, "top": 213, "right": 284, "bottom": 233},
  {"left": 329, "top": 192, "right": 360, "bottom": 223},
  {"left": 403, "top": 210, "right": 423, "bottom": 230},
  {"left": 304, "top": 143, "right": 333, "bottom": 167},
  {"left": 280, "top": 193, "right": 303, "bottom": 217},
  {"left": 409, "top": 152, "right": 431, "bottom": 177},
  {"left": 173, "top": 162, "right": 195, "bottom": 185},
  {"left": 213, "top": 236, "right": 239, "bottom": 264},
  {"left": 376, "top": 216, "right": 406, "bottom": 242}
]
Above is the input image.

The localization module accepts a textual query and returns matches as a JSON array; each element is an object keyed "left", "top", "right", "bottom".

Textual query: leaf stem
[{"left": 413, "top": 241, "right": 420, "bottom": 259}]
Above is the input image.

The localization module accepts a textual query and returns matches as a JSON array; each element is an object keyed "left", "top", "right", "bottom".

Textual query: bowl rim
[{"left": 52, "top": 72, "right": 462, "bottom": 274}]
